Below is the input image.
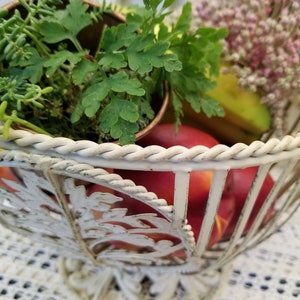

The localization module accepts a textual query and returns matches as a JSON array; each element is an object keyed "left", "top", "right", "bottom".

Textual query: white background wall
[{"left": 0, "top": 0, "right": 11, "bottom": 6}]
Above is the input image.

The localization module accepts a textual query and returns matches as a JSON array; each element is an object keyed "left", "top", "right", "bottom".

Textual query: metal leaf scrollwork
[
  {"left": 0, "top": 164, "right": 193, "bottom": 267},
  {"left": 0, "top": 169, "right": 86, "bottom": 257},
  {"left": 63, "top": 177, "right": 191, "bottom": 266},
  {"left": 59, "top": 257, "right": 223, "bottom": 300}
]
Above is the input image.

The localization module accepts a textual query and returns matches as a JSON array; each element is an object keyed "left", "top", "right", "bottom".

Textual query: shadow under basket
[{"left": 0, "top": 102, "right": 300, "bottom": 299}]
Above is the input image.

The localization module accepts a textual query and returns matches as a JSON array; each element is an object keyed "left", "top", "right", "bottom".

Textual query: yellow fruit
[
  {"left": 181, "top": 104, "right": 261, "bottom": 145},
  {"left": 207, "top": 64, "right": 271, "bottom": 135},
  {"left": 162, "top": 102, "right": 259, "bottom": 145},
  {"left": 163, "top": 62, "right": 272, "bottom": 145}
]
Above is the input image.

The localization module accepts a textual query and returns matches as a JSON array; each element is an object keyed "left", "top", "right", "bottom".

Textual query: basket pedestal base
[{"left": 59, "top": 257, "right": 227, "bottom": 300}]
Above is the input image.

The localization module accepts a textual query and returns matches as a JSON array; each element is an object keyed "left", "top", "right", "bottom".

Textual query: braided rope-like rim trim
[
  {"left": 0, "top": 149, "right": 171, "bottom": 212},
  {"left": 2, "top": 127, "right": 300, "bottom": 164}
]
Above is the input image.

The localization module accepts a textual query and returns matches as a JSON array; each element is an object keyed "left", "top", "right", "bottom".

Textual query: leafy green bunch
[{"left": 0, "top": 0, "right": 227, "bottom": 144}]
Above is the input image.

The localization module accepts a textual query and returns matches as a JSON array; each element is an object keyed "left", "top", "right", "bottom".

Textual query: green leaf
[
  {"left": 127, "top": 36, "right": 181, "bottom": 74},
  {"left": 127, "top": 35, "right": 155, "bottom": 73},
  {"left": 101, "top": 97, "right": 139, "bottom": 125},
  {"left": 171, "top": 91, "right": 183, "bottom": 129},
  {"left": 16, "top": 47, "right": 44, "bottom": 83},
  {"left": 108, "top": 71, "right": 145, "bottom": 96},
  {"left": 99, "top": 96, "right": 140, "bottom": 144},
  {"left": 51, "top": 0, "right": 91, "bottom": 37},
  {"left": 101, "top": 23, "right": 138, "bottom": 53},
  {"left": 99, "top": 52, "right": 127, "bottom": 70},
  {"left": 105, "top": 97, "right": 139, "bottom": 125},
  {"left": 112, "top": 119, "right": 138, "bottom": 145},
  {"left": 134, "top": 96, "right": 155, "bottom": 120},
  {"left": 157, "top": 23, "right": 170, "bottom": 40},
  {"left": 70, "top": 101, "right": 84, "bottom": 123},
  {"left": 39, "top": 20, "right": 71, "bottom": 44},
  {"left": 169, "top": 61, "right": 224, "bottom": 122},
  {"left": 201, "top": 96, "right": 225, "bottom": 118},
  {"left": 173, "top": 2, "right": 192, "bottom": 33},
  {"left": 82, "top": 82, "right": 110, "bottom": 117},
  {"left": 196, "top": 27, "right": 228, "bottom": 42},
  {"left": 38, "top": 0, "right": 92, "bottom": 46},
  {"left": 125, "top": 12, "right": 145, "bottom": 30},
  {"left": 44, "top": 50, "right": 82, "bottom": 76},
  {"left": 162, "top": 53, "right": 182, "bottom": 72},
  {"left": 62, "top": 0, "right": 91, "bottom": 35},
  {"left": 72, "top": 58, "right": 99, "bottom": 85},
  {"left": 98, "top": 23, "right": 138, "bottom": 70},
  {"left": 0, "top": 8, "right": 8, "bottom": 19},
  {"left": 119, "top": 100, "right": 139, "bottom": 122},
  {"left": 99, "top": 100, "right": 119, "bottom": 133},
  {"left": 164, "top": 12, "right": 226, "bottom": 124},
  {"left": 143, "top": 0, "right": 161, "bottom": 11},
  {"left": 170, "top": 66, "right": 215, "bottom": 96}
]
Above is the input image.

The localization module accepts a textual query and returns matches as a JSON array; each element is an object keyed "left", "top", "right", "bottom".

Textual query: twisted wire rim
[{"left": 1, "top": 127, "right": 300, "bottom": 164}]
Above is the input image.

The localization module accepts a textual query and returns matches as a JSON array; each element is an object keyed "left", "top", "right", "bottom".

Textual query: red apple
[
  {"left": 107, "top": 191, "right": 189, "bottom": 258},
  {"left": 137, "top": 123, "right": 219, "bottom": 148},
  {"left": 87, "top": 185, "right": 187, "bottom": 257},
  {"left": 83, "top": 169, "right": 116, "bottom": 219},
  {"left": 188, "top": 194, "right": 235, "bottom": 247},
  {"left": 115, "top": 124, "right": 235, "bottom": 248},
  {"left": 86, "top": 179, "right": 115, "bottom": 197},
  {"left": 0, "top": 167, "right": 20, "bottom": 192},
  {"left": 222, "top": 166, "right": 275, "bottom": 239}
]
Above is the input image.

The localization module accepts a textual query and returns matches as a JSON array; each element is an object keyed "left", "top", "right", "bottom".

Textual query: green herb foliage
[{"left": 0, "top": 0, "right": 226, "bottom": 144}]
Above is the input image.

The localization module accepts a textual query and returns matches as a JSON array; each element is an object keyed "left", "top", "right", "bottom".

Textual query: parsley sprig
[{"left": 0, "top": 0, "right": 226, "bottom": 144}]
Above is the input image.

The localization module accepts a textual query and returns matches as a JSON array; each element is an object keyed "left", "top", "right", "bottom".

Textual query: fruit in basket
[
  {"left": 116, "top": 124, "right": 235, "bottom": 247},
  {"left": 207, "top": 64, "right": 271, "bottom": 134},
  {"left": 222, "top": 166, "right": 275, "bottom": 239},
  {"left": 0, "top": 167, "right": 19, "bottom": 192},
  {"left": 182, "top": 63, "right": 272, "bottom": 144},
  {"left": 86, "top": 179, "right": 116, "bottom": 219},
  {"left": 87, "top": 180, "right": 115, "bottom": 197},
  {"left": 103, "top": 195, "right": 188, "bottom": 255}
]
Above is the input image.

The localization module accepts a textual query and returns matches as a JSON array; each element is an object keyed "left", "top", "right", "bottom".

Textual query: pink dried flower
[{"left": 192, "top": 0, "right": 300, "bottom": 133}]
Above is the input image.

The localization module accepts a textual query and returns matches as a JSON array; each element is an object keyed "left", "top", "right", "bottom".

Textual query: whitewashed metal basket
[{"left": 0, "top": 103, "right": 300, "bottom": 300}]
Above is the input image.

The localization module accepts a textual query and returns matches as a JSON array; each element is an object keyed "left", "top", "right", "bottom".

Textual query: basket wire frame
[{"left": 0, "top": 105, "right": 300, "bottom": 298}]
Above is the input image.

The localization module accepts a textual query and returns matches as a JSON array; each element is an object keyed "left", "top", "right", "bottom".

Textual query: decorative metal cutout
[{"left": 0, "top": 151, "right": 194, "bottom": 268}]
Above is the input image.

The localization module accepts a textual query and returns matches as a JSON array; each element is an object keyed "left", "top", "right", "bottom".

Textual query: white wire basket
[{"left": 0, "top": 101, "right": 300, "bottom": 299}]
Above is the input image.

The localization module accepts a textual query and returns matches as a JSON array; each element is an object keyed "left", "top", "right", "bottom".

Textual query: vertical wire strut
[
  {"left": 173, "top": 171, "right": 191, "bottom": 225},
  {"left": 195, "top": 169, "right": 229, "bottom": 257}
]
